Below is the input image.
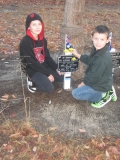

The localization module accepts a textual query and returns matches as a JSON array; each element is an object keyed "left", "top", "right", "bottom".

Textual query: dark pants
[{"left": 31, "top": 68, "right": 64, "bottom": 93}]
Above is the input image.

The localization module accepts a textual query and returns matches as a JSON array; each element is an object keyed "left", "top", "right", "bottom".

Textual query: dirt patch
[{"left": 0, "top": 54, "right": 120, "bottom": 141}]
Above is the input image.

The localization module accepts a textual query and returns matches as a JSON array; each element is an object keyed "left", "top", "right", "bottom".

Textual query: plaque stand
[
  {"left": 63, "top": 34, "right": 72, "bottom": 90},
  {"left": 64, "top": 71, "right": 71, "bottom": 90}
]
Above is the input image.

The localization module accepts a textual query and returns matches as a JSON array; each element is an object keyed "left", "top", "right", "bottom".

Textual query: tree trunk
[{"left": 60, "top": 0, "right": 85, "bottom": 80}]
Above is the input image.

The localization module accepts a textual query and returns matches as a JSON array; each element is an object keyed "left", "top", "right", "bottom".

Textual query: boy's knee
[
  {"left": 46, "top": 85, "right": 54, "bottom": 93},
  {"left": 72, "top": 89, "right": 77, "bottom": 98},
  {"left": 40, "top": 83, "right": 54, "bottom": 93}
]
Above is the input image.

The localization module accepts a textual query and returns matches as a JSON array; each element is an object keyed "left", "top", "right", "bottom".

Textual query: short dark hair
[{"left": 92, "top": 25, "right": 110, "bottom": 38}]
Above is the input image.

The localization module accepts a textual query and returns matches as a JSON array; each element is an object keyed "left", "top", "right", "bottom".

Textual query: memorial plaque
[
  {"left": 111, "top": 51, "right": 120, "bottom": 68},
  {"left": 58, "top": 55, "right": 79, "bottom": 72}
]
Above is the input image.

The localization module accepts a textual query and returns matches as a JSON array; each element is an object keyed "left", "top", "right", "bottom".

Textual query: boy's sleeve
[
  {"left": 80, "top": 54, "right": 91, "bottom": 65},
  {"left": 44, "top": 38, "right": 58, "bottom": 70},
  {"left": 20, "top": 41, "right": 51, "bottom": 77}
]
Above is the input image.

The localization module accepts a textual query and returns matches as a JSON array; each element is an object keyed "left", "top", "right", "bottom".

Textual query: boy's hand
[
  {"left": 78, "top": 82, "right": 85, "bottom": 88},
  {"left": 56, "top": 69, "right": 65, "bottom": 75},
  {"left": 48, "top": 74, "right": 54, "bottom": 82},
  {"left": 72, "top": 49, "right": 81, "bottom": 59}
]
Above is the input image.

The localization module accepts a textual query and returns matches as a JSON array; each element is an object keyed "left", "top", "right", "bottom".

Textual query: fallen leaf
[
  {"left": 98, "top": 142, "right": 105, "bottom": 148},
  {"left": 57, "top": 89, "right": 62, "bottom": 93},
  {"left": 33, "top": 146, "right": 37, "bottom": 152},
  {"left": 94, "top": 154, "right": 103, "bottom": 160},
  {"left": 9, "top": 154, "right": 15, "bottom": 160},
  {"left": 1, "top": 94, "right": 9, "bottom": 100},
  {"left": 84, "top": 145, "right": 90, "bottom": 149},
  {"left": 110, "top": 146, "right": 120, "bottom": 155},
  {"left": 9, "top": 149, "right": 13, "bottom": 153},
  {"left": 9, "top": 132, "right": 21, "bottom": 138},
  {"left": 6, "top": 145, "right": 13, "bottom": 152},
  {"left": 115, "top": 138, "right": 120, "bottom": 144},
  {"left": 49, "top": 127, "right": 57, "bottom": 131},
  {"left": 47, "top": 135, "right": 55, "bottom": 143},
  {"left": 91, "top": 139, "right": 98, "bottom": 146},
  {"left": 37, "top": 134, "right": 42, "bottom": 144},
  {"left": 12, "top": 94, "right": 16, "bottom": 98},
  {"left": 0, "top": 98, "right": 8, "bottom": 101},
  {"left": 31, "top": 155, "right": 38, "bottom": 160},
  {"left": 79, "top": 129, "right": 86, "bottom": 133},
  {"left": 49, "top": 100, "right": 51, "bottom": 104},
  {"left": 21, "top": 129, "right": 30, "bottom": 136},
  {"left": 52, "top": 145, "right": 59, "bottom": 153},
  {"left": 97, "top": 141, "right": 106, "bottom": 150},
  {"left": 4, "top": 61, "right": 9, "bottom": 64},
  {"left": 32, "top": 134, "right": 39, "bottom": 138},
  {"left": 105, "top": 150, "right": 110, "bottom": 158}
]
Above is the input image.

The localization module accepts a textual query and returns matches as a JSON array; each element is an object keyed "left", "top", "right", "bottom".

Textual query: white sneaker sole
[
  {"left": 27, "top": 77, "right": 36, "bottom": 93},
  {"left": 91, "top": 96, "right": 111, "bottom": 108},
  {"left": 111, "top": 86, "right": 117, "bottom": 101}
]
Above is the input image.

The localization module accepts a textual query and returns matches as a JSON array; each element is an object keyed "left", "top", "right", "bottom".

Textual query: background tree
[{"left": 60, "top": 0, "right": 85, "bottom": 79}]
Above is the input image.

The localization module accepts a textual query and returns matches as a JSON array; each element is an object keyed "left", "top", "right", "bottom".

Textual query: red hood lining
[{"left": 26, "top": 23, "right": 45, "bottom": 57}]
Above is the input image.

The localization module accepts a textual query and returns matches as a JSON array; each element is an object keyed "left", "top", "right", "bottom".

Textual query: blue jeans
[
  {"left": 31, "top": 68, "right": 64, "bottom": 93},
  {"left": 72, "top": 85, "right": 103, "bottom": 102}
]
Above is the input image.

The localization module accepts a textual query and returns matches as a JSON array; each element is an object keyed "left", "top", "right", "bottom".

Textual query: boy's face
[
  {"left": 28, "top": 20, "right": 42, "bottom": 37},
  {"left": 91, "top": 32, "right": 110, "bottom": 50}
]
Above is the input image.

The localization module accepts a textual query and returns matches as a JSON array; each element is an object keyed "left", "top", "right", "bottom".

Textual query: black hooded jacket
[
  {"left": 20, "top": 36, "right": 57, "bottom": 77},
  {"left": 19, "top": 13, "right": 57, "bottom": 78}
]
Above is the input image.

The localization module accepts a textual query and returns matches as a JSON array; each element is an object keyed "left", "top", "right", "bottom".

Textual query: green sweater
[{"left": 80, "top": 44, "right": 113, "bottom": 92}]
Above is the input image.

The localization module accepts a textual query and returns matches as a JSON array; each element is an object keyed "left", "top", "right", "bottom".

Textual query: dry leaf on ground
[
  {"left": 37, "top": 134, "right": 42, "bottom": 144},
  {"left": 79, "top": 129, "right": 86, "bottom": 133},
  {"left": 105, "top": 150, "right": 110, "bottom": 158},
  {"left": 52, "top": 145, "right": 59, "bottom": 153},
  {"left": 84, "top": 145, "right": 90, "bottom": 149},
  {"left": 110, "top": 146, "right": 120, "bottom": 155},
  {"left": 49, "top": 127, "right": 57, "bottom": 131},
  {"left": 9, "top": 132, "right": 21, "bottom": 138},
  {"left": 33, "top": 146, "right": 37, "bottom": 152},
  {"left": 0, "top": 98, "right": 8, "bottom": 101},
  {"left": 11, "top": 94, "right": 16, "bottom": 98},
  {"left": 57, "top": 89, "right": 62, "bottom": 93},
  {"left": 2, "top": 94, "right": 9, "bottom": 99}
]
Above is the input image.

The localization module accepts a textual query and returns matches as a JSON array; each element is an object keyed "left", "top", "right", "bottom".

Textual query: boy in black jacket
[
  {"left": 20, "top": 13, "right": 64, "bottom": 93},
  {"left": 72, "top": 25, "right": 117, "bottom": 108}
]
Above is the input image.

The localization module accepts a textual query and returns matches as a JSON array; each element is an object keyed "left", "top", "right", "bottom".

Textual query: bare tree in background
[{"left": 60, "top": 0, "right": 85, "bottom": 79}]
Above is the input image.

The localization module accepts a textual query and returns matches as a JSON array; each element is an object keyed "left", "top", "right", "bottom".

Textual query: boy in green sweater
[{"left": 72, "top": 25, "right": 117, "bottom": 108}]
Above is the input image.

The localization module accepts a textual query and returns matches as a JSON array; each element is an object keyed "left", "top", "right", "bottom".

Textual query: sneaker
[
  {"left": 27, "top": 77, "right": 36, "bottom": 93},
  {"left": 91, "top": 92, "right": 111, "bottom": 108},
  {"left": 109, "top": 86, "right": 117, "bottom": 101}
]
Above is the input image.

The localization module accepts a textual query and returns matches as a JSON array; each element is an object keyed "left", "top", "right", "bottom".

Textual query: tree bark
[{"left": 60, "top": 0, "right": 85, "bottom": 80}]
